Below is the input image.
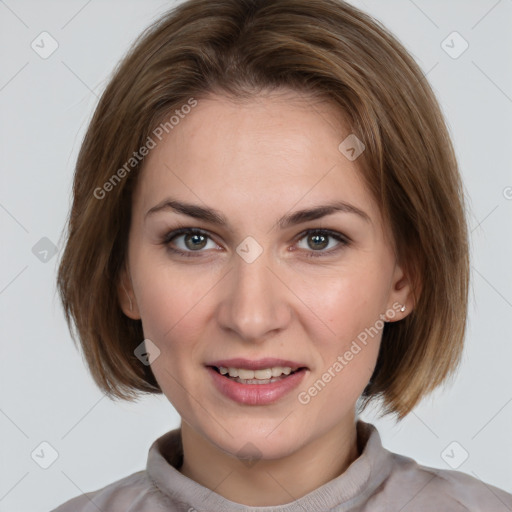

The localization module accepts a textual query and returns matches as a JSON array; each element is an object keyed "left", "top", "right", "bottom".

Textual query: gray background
[{"left": 0, "top": 0, "right": 511, "bottom": 510}]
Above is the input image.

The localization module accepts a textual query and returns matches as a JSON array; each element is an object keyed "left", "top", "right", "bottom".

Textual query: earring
[
  {"left": 400, "top": 304, "right": 406, "bottom": 312},
  {"left": 122, "top": 283, "right": 133, "bottom": 312}
]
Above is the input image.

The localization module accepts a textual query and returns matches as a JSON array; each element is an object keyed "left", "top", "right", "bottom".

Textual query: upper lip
[{"left": 206, "top": 358, "right": 308, "bottom": 370}]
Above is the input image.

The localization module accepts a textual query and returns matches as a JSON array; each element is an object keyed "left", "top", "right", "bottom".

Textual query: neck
[{"left": 178, "top": 417, "right": 361, "bottom": 507}]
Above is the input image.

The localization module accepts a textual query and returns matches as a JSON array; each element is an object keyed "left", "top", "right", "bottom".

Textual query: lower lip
[{"left": 206, "top": 366, "right": 307, "bottom": 405}]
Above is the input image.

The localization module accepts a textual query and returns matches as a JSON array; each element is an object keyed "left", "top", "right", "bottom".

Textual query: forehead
[{"left": 133, "top": 92, "right": 379, "bottom": 225}]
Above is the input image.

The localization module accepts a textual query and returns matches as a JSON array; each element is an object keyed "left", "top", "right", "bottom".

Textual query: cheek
[
  {"left": 307, "top": 264, "right": 388, "bottom": 339},
  {"left": 300, "top": 265, "right": 386, "bottom": 393},
  {"left": 132, "top": 263, "right": 211, "bottom": 410},
  {"left": 306, "top": 305, "right": 382, "bottom": 413},
  {"left": 131, "top": 250, "right": 211, "bottom": 344}
]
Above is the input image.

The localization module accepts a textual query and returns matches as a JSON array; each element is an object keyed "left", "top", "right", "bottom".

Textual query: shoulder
[
  {"left": 378, "top": 450, "right": 512, "bottom": 511},
  {"left": 50, "top": 470, "right": 169, "bottom": 512}
]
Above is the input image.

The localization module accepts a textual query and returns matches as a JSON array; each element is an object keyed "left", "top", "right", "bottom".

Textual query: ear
[
  {"left": 385, "top": 261, "right": 420, "bottom": 322},
  {"left": 117, "top": 263, "right": 141, "bottom": 320}
]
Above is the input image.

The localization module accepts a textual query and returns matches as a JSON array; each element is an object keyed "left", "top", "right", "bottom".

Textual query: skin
[{"left": 118, "top": 90, "right": 414, "bottom": 506}]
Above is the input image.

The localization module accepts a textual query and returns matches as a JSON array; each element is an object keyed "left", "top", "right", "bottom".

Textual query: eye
[
  {"left": 162, "top": 227, "right": 350, "bottom": 258},
  {"left": 163, "top": 228, "right": 219, "bottom": 257},
  {"left": 295, "top": 229, "right": 349, "bottom": 257}
]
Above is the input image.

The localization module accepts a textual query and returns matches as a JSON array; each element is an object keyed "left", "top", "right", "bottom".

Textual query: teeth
[{"left": 218, "top": 366, "right": 296, "bottom": 379}]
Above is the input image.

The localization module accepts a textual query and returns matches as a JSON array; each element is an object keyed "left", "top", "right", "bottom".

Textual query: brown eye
[
  {"left": 163, "top": 228, "right": 218, "bottom": 256},
  {"left": 307, "top": 233, "right": 329, "bottom": 250},
  {"left": 183, "top": 232, "right": 208, "bottom": 250},
  {"left": 296, "top": 229, "right": 350, "bottom": 257}
]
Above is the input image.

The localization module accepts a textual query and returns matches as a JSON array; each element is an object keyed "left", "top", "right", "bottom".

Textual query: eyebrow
[{"left": 145, "top": 197, "right": 371, "bottom": 229}]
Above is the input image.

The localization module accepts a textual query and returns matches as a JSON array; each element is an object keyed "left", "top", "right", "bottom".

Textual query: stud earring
[{"left": 400, "top": 304, "right": 406, "bottom": 312}]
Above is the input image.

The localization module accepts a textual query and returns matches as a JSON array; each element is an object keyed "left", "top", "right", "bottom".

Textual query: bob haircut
[{"left": 57, "top": 0, "right": 469, "bottom": 421}]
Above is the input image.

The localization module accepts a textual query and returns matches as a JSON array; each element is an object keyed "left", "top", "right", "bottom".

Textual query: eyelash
[{"left": 161, "top": 227, "right": 350, "bottom": 259}]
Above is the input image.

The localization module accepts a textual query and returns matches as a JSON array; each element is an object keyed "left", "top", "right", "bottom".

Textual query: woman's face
[{"left": 120, "top": 91, "right": 411, "bottom": 459}]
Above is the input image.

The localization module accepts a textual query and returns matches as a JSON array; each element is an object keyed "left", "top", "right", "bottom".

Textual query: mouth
[
  {"left": 206, "top": 364, "right": 308, "bottom": 405},
  {"left": 208, "top": 365, "right": 307, "bottom": 385}
]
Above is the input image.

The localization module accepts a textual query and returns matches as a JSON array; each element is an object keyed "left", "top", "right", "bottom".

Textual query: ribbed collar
[{"left": 146, "top": 419, "right": 393, "bottom": 511}]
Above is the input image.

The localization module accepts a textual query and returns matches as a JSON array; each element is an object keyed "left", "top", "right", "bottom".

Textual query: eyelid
[
  {"left": 293, "top": 227, "right": 350, "bottom": 244},
  {"left": 162, "top": 227, "right": 350, "bottom": 257},
  {"left": 162, "top": 227, "right": 221, "bottom": 255},
  {"left": 292, "top": 228, "right": 350, "bottom": 258}
]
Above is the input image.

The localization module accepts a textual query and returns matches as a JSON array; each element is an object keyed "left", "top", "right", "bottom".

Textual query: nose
[{"left": 216, "top": 248, "right": 292, "bottom": 343}]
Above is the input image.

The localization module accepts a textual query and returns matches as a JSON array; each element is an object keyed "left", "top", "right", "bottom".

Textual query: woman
[{"left": 53, "top": 0, "right": 512, "bottom": 510}]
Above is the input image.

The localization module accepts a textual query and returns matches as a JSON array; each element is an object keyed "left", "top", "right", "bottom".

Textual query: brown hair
[{"left": 57, "top": 0, "right": 469, "bottom": 420}]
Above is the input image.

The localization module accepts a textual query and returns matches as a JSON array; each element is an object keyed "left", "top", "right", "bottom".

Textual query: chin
[{"left": 203, "top": 420, "right": 305, "bottom": 461}]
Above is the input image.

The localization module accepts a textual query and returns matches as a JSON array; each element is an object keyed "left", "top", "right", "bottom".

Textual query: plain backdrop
[{"left": 0, "top": 1, "right": 511, "bottom": 510}]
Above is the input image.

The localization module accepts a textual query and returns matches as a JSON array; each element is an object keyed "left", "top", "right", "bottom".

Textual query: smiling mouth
[{"left": 209, "top": 366, "right": 307, "bottom": 385}]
